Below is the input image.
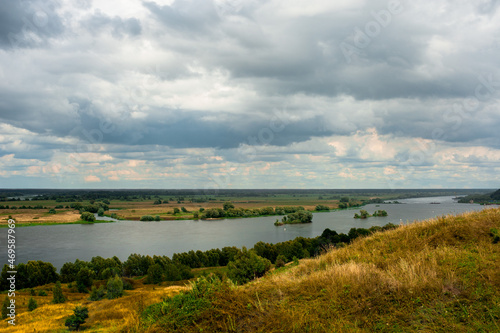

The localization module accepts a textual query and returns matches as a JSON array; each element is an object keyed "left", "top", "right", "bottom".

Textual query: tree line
[{"left": 0, "top": 223, "right": 398, "bottom": 291}]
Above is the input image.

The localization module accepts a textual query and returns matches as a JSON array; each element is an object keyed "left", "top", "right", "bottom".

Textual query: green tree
[
  {"left": 107, "top": 275, "right": 124, "bottom": 299},
  {"left": 140, "top": 215, "right": 155, "bottom": 221},
  {"left": 48, "top": 208, "right": 56, "bottom": 214},
  {"left": 145, "top": 264, "right": 163, "bottom": 284},
  {"left": 223, "top": 201, "right": 235, "bottom": 211},
  {"left": 65, "top": 306, "right": 88, "bottom": 331},
  {"left": 76, "top": 267, "right": 94, "bottom": 293},
  {"left": 181, "top": 207, "right": 188, "bottom": 213},
  {"left": 173, "top": 208, "right": 180, "bottom": 215},
  {"left": 227, "top": 247, "right": 271, "bottom": 285},
  {"left": 80, "top": 212, "right": 96, "bottom": 222},
  {"left": 28, "top": 297, "right": 37, "bottom": 311},
  {"left": 154, "top": 215, "right": 161, "bottom": 221},
  {"left": 2, "top": 296, "right": 8, "bottom": 319},
  {"left": 89, "top": 285, "right": 105, "bottom": 301},
  {"left": 97, "top": 207, "right": 105, "bottom": 216},
  {"left": 53, "top": 281, "right": 66, "bottom": 304}
]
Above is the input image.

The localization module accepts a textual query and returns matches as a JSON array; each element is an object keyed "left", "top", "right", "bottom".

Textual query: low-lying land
[
  {"left": 2, "top": 207, "right": 499, "bottom": 332},
  {"left": 0, "top": 188, "right": 486, "bottom": 226}
]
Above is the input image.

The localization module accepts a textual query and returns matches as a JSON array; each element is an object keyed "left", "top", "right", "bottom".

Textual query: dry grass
[
  {"left": 0, "top": 210, "right": 81, "bottom": 225},
  {"left": 0, "top": 282, "right": 188, "bottom": 332},
  {"left": 142, "top": 207, "right": 500, "bottom": 332}
]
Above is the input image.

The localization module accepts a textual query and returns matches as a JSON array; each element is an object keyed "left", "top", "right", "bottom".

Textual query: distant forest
[{"left": 0, "top": 188, "right": 490, "bottom": 202}]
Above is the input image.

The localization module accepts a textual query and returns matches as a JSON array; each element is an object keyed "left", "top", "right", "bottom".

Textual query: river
[{"left": 1, "top": 196, "right": 496, "bottom": 269}]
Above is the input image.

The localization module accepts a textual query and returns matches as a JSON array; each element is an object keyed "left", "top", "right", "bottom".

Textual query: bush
[
  {"left": 38, "top": 289, "right": 48, "bottom": 296},
  {"left": 107, "top": 275, "right": 124, "bottom": 299},
  {"left": 227, "top": 247, "right": 271, "bottom": 285},
  {"left": 80, "top": 212, "right": 96, "bottom": 222},
  {"left": 2, "top": 296, "right": 9, "bottom": 319},
  {"left": 154, "top": 215, "right": 161, "bottom": 221},
  {"left": 97, "top": 207, "right": 105, "bottom": 216},
  {"left": 53, "top": 281, "right": 66, "bottom": 304},
  {"left": 30, "top": 288, "right": 36, "bottom": 296},
  {"left": 275, "top": 254, "right": 287, "bottom": 268},
  {"left": 65, "top": 306, "right": 88, "bottom": 331},
  {"left": 173, "top": 208, "right": 180, "bottom": 215},
  {"left": 89, "top": 285, "right": 105, "bottom": 301},
  {"left": 145, "top": 264, "right": 163, "bottom": 284},
  {"left": 28, "top": 297, "right": 37, "bottom": 311},
  {"left": 48, "top": 208, "right": 56, "bottom": 214},
  {"left": 315, "top": 204, "right": 330, "bottom": 211},
  {"left": 140, "top": 215, "right": 155, "bottom": 221},
  {"left": 181, "top": 207, "right": 188, "bottom": 212}
]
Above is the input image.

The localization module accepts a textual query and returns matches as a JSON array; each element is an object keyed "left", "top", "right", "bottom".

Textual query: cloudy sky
[{"left": 0, "top": 0, "right": 499, "bottom": 189}]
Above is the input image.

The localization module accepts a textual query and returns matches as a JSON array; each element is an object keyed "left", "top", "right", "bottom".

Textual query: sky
[{"left": 0, "top": 0, "right": 499, "bottom": 190}]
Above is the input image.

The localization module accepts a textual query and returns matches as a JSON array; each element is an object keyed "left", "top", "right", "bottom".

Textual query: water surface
[{"left": 0, "top": 196, "right": 495, "bottom": 269}]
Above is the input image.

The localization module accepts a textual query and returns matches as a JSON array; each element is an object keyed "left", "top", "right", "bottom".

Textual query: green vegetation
[
  {"left": 227, "top": 247, "right": 272, "bottom": 285},
  {"left": 52, "top": 281, "right": 66, "bottom": 304},
  {"left": 354, "top": 209, "right": 388, "bottom": 218},
  {"left": 1, "top": 296, "right": 9, "bottom": 319},
  {"left": 38, "top": 289, "right": 47, "bottom": 296},
  {"left": 80, "top": 211, "right": 95, "bottom": 222},
  {"left": 275, "top": 210, "right": 313, "bottom": 225},
  {"left": 139, "top": 208, "right": 500, "bottom": 332},
  {"left": 27, "top": 297, "right": 37, "bottom": 311},
  {"left": 106, "top": 275, "right": 124, "bottom": 299},
  {"left": 458, "top": 189, "right": 500, "bottom": 204},
  {"left": 140, "top": 215, "right": 155, "bottom": 221},
  {"left": 315, "top": 204, "right": 330, "bottom": 211},
  {"left": 65, "top": 306, "right": 88, "bottom": 331},
  {"left": 89, "top": 285, "right": 105, "bottom": 301}
]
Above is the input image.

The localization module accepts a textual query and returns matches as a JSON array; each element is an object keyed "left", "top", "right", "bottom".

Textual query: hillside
[
  {"left": 1, "top": 208, "right": 499, "bottom": 332},
  {"left": 142, "top": 208, "right": 500, "bottom": 332}
]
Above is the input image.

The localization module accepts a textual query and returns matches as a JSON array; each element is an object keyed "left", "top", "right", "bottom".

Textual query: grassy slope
[{"left": 144, "top": 208, "right": 500, "bottom": 332}]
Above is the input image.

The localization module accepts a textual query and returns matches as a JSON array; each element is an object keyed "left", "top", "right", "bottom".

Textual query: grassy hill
[
  {"left": 142, "top": 208, "right": 500, "bottom": 332},
  {"left": 2, "top": 208, "right": 499, "bottom": 332}
]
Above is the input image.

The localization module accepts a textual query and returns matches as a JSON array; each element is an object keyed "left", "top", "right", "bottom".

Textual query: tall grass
[{"left": 142, "top": 208, "right": 500, "bottom": 332}]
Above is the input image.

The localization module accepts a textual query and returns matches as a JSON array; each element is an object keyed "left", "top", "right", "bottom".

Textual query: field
[{"left": 1, "top": 189, "right": 485, "bottom": 226}]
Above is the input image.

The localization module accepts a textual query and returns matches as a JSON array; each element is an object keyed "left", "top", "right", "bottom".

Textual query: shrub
[
  {"left": 275, "top": 254, "right": 287, "bottom": 268},
  {"left": 65, "top": 306, "right": 88, "bottom": 331},
  {"left": 173, "top": 208, "right": 180, "bottom": 215},
  {"left": 30, "top": 288, "right": 36, "bottom": 296},
  {"left": 97, "top": 207, "right": 105, "bottom": 216},
  {"left": 28, "top": 297, "right": 37, "bottom": 311},
  {"left": 2, "top": 296, "right": 9, "bottom": 319},
  {"left": 80, "top": 212, "right": 96, "bottom": 222},
  {"left": 48, "top": 208, "right": 57, "bottom": 214},
  {"left": 154, "top": 215, "right": 161, "bottom": 221},
  {"left": 53, "top": 281, "right": 66, "bottom": 304},
  {"left": 89, "top": 285, "right": 105, "bottom": 301},
  {"left": 140, "top": 215, "right": 155, "bottom": 221},
  {"left": 145, "top": 264, "right": 163, "bottom": 284},
  {"left": 107, "top": 275, "right": 124, "bottom": 299},
  {"left": 38, "top": 289, "right": 48, "bottom": 296},
  {"left": 227, "top": 247, "right": 271, "bottom": 285},
  {"left": 181, "top": 207, "right": 188, "bottom": 212}
]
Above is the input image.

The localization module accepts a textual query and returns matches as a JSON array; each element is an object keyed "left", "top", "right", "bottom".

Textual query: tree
[
  {"left": 65, "top": 306, "right": 89, "bottom": 331},
  {"left": 173, "top": 208, "right": 180, "bottom": 215},
  {"left": 80, "top": 212, "right": 96, "bottom": 222},
  {"left": 227, "top": 247, "right": 271, "bottom": 285},
  {"left": 145, "top": 264, "right": 163, "bottom": 284},
  {"left": 140, "top": 215, "right": 155, "bottom": 221},
  {"left": 181, "top": 207, "right": 188, "bottom": 213},
  {"left": 153, "top": 199, "right": 162, "bottom": 205},
  {"left": 1, "top": 296, "right": 8, "bottom": 319},
  {"left": 154, "top": 215, "right": 161, "bottom": 221},
  {"left": 89, "top": 285, "right": 105, "bottom": 301},
  {"left": 28, "top": 297, "right": 37, "bottom": 311},
  {"left": 275, "top": 254, "right": 287, "bottom": 268},
  {"left": 223, "top": 201, "right": 235, "bottom": 211},
  {"left": 106, "top": 275, "right": 124, "bottom": 299},
  {"left": 76, "top": 267, "right": 94, "bottom": 293},
  {"left": 53, "top": 281, "right": 66, "bottom": 304},
  {"left": 97, "top": 207, "right": 105, "bottom": 216}
]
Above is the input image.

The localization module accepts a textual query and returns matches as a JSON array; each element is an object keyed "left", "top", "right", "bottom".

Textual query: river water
[{"left": 1, "top": 196, "right": 496, "bottom": 269}]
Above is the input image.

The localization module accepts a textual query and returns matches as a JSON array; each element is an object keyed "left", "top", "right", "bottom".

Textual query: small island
[
  {"left": 354, "top": 209, "right": 388, "bottom": 219},
  {"left": 275, "top": 210, "right": 313, "bottom": 226}
]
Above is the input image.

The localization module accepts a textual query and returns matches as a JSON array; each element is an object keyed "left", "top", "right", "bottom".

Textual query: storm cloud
[{"left": 0, "top": 0, "right": 499, "bottom": 188}]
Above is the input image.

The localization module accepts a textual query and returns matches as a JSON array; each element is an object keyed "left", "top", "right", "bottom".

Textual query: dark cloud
[{"left": 0, "top": 0, "right": 64, "bottom": 49}]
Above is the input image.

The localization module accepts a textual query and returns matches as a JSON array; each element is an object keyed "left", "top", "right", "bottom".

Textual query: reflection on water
[{"left": 1, "top": 196, "right": 496, "bottom": 269}]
